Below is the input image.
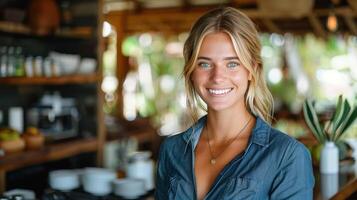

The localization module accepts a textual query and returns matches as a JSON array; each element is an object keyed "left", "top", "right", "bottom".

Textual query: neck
[{"left": 205, "top": 109, "right": 253, "bottom": 142}]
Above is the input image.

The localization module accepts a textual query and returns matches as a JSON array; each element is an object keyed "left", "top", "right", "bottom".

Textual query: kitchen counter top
[
  {"left": 314, "top": 161, "right": 357, "bottom": 200},
  {"left": 42, "top": 189, "right": 155, "bottom": 200}
]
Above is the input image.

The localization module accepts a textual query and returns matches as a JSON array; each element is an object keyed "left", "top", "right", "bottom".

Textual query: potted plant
[{"left": 303, "top": 95, "right": 357, "bottom": 173}]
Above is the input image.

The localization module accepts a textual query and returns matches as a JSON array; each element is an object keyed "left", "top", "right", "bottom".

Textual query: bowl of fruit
[
  {"left": 0, "top": 128, "right": 25, "bottom": 153},
  {"left": 22, "top": 127, "right": 45, "bottom": 150}
]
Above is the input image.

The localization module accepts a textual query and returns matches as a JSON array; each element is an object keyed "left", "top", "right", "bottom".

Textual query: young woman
[{"left": 156, "top": 7, "right": 314, "bottom": 200}]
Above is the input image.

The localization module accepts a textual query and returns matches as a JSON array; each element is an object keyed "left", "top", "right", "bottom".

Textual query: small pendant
[{"left": 210, "top": 159, "right": 216, "bottom": 165}]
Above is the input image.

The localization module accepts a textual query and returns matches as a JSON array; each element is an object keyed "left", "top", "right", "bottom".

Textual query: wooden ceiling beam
[
  {"left": 182, "top": 0, "right": 191, "bottom": 8},
  {"left": 261, "top": 19, "right": 281, "bottom": 33},
  {"left": 331, "top": 0, "right": 341, "bottom": 5},
  {"left": 344, "top": 16, "right": 357, "bottom": 35},
  {"left": 245, "top": 7, "right": 357, "bottom": 18},
  {"left": 107, "top": 6, "right": 356, "bottom": 35},
  {"left": 231, "top": 0, "right": 257, "bottom": 7},
  {"left": 307, "top": 13, "right": 326, "bottom": 38},
  {"left": 314, "top": 7, "right": 355, "bottom": 17},
  {"left": 110, "top": 5, "right": 356, "bottom": 20}
]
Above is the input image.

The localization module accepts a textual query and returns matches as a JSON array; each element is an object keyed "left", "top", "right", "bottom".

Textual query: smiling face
[{"left": 191, "top": 32, "right": 250, "bottom": 112}]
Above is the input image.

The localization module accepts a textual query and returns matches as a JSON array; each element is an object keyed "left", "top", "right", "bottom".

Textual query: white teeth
[{"left": 208, "top": 88, "right": 232, "bottom": 95}]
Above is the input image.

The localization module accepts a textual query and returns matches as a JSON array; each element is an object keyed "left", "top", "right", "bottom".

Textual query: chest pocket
[{"left": 222, "top": 177, "right": 257, "bottom": 200}]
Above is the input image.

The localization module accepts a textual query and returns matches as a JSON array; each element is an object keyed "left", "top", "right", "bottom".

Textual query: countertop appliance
[{"left": 27, "top": 93, "right": 79, "bottom": 140}]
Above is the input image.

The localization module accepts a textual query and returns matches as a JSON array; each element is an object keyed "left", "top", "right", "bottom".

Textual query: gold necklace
[{"left": 206, "top": 117, "right": 252, "bottom": 165}]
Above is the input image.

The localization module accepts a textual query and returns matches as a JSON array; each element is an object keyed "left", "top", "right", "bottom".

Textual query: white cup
[
  {"left": 9, "top": 107, "right": 23, "bottom": 132},
  {"left": 113, "top": 178, "right": 146, "bottom": 199},
  {"left": 82, "top": 168, "right": 116, "bottom": 196},
  {"left": 49, "top": 170, "right": 80, "bottom": 191}
]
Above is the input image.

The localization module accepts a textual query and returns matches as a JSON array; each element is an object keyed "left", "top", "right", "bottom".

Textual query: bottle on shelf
[
  {"left": 0, "top": 46, "right": 7, "bottom": 77},
  {"left": 34, "top": 56, "right": 43, "bottom": 76},
  {"left": 7, "top": 46, "right": 15, "bottom": 77},
  {"left": 24, "top": 56, "right": 34, "bottom": 77},
  {"left": 14, "top": 46, "right": 25, "bottom": 77},
  {"left": 60, "top": 0, "right": 72, "bottom": 26},
  {"left": 43, "top": 57, "right": 52, "bottom": 77}
]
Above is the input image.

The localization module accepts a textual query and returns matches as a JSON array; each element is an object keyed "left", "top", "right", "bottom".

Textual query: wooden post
[
  {"left": 0, "top": 169, "right": 5, "bottom": 194},
  {"left": 106, "top": 11, "right": 129, "bottom": 120},
  {"left": 96, "top": 0, "right": 106, "bottom": 166}
]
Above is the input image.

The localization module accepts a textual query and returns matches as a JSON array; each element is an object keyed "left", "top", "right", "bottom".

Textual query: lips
[{"left": 208, "top": 88, "right": 233, "bottom": 95}]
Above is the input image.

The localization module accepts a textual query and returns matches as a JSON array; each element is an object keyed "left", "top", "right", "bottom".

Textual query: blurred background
[
  {"left": 102, "top": 0, "right": 357, "bottom": 144},
  {"left": 0, "top": 0, "right": 356, "bottom": 199}
]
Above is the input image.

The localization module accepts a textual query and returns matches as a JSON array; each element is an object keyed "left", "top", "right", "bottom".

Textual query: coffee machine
[{"left": 27, "top": 92, "right": 79, "bottom": 140}]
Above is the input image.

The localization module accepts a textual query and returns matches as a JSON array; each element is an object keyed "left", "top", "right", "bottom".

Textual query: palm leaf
[
  {"left": 303, "top": 96, "right": 356, "bottom": 143},
  {"left": 332, "top": 98, "right": 350, "bottom": 134},
  {"left": 303, "top": 100, "right": 325, "bottom": 143},
  {"left": 332, "top": 99, "right": 351, "bottom": 141},
  {"left": 330, "top": 95, "right": 343, "bottom": 123},
  {"left": 327, "top": 95, "right": 342, "bottom": 137},
  {"left": 335, "top": 106, "right": 357, "bottom": 141}
]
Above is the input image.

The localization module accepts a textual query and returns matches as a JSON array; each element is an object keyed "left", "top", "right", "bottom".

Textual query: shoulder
[
  {"left": 270, "top": 128, "right": 300, "bottom": 149},
  {"left": 160, "top": 116, "right": 206, "bottom": 154},
  {"left": 268, "top": 127, "right": 311, "bottom": 167},
  {"left": 161, "top": 127, "right": 191, "bottom": 146},
  {"left": 253, "top": 117, "right": 306, "bottom": 154},
  {"left": 269, "top": 127, "right": 308, "bottom": 154},
  {"left": 159, "top": 127, "right": 193, "bottom": 156}
]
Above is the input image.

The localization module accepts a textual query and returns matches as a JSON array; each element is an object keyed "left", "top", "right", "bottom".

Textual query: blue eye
[
  {"left": 227, "top": 62, "right": 239, "bottom": 68},
  {"left": 198, "top": 62, "right": 211, "bottom": 68}
]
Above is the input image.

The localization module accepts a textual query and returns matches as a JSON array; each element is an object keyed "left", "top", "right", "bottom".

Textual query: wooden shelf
[
  {"left": 0, "top": 74, "right": 99, "bottom": 85},
  {"left": 0, "top": 21, "right": 94, "bottom": 40},
  {"left": 0, "top": 0, "right": 104, "bottom": 194},
  {"left": 0, "top": 137, "right": 98, "bottom": 172}
]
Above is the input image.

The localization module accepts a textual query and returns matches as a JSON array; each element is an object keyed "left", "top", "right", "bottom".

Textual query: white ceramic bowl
[
  {"left": 49, "top": 52, "right": 80, "bottom": 75},
  {"left": 49, "top": 170, "right": 80, "bottom": 191},
  {"left": 113, "top": 178, "right": 146, "bottom": 199},
  {"left": 82, "top": 168, "right": 116, "bottom": 196},
  {"left": 78, "top": 58, "right": 97, "bottom": 75}
]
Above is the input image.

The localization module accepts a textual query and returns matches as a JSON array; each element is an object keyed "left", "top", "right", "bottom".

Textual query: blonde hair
[{"left": 183, "top": 7, "right": 273, "bottom": 124}]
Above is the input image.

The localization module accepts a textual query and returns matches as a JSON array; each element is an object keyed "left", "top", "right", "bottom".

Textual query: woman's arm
[
  {"left": 155, "top": 139, "right": 168, "bottom": 200},
  {"left": 269, "top": 142, "right": 315, "bottom": 200}
]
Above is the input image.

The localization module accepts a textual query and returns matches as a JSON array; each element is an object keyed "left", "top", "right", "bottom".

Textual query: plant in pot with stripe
[{"left": 303, "top": 95, "right": 357, "bottom": 174}]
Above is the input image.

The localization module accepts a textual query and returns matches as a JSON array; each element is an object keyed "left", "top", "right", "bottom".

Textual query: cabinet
[{"left": 0, "top": 0, "right": 105, "bottom": 194}]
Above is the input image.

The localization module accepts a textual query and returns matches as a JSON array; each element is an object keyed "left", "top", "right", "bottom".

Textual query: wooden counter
[{"left": 314, "top": 162, "right": 357, "bottom": 200}]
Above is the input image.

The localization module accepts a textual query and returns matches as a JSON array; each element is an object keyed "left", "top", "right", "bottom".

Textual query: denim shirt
[{"left": 156, "top": 116, "right": 315, "bottom": 200}]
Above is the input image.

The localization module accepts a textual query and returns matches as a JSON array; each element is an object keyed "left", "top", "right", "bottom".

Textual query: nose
[{"left": 210, "top": 64, "right": 226, "bottom": 83}]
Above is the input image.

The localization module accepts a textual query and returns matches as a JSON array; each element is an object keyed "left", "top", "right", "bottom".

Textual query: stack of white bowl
[
  {"left": 112, "top": 178, "right": 147, "bottom": 199},
  {"left": 82, "top": 167, "right": 117, "bottom": 196},
  {"left": 49, "top": 167, "right": 149, "bottom": 198},
  {"left": 49, "top": 170, "right": 81, "bottom": 191}
]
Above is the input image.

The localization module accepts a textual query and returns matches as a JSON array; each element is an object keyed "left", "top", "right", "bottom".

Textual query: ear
[{"left": 248, "top": 73, "right": 252, "bottom": 81}]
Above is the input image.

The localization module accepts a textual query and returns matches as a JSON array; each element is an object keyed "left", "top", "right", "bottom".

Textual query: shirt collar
[
  {"left": 182, "top": 115, "right": 271, "bottom": 148},
  {"left": 251, "top": 117, "right": 271, "bottom": 146}
]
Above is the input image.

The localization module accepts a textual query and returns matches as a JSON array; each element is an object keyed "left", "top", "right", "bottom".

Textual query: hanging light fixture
[{"left": 327, "top": 12, "right": 338, "bottom": 32}]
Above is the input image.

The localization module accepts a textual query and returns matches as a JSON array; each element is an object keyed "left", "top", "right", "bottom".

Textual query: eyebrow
[{"left": 197, "top": 56, "right": 239, "bottom": 60}]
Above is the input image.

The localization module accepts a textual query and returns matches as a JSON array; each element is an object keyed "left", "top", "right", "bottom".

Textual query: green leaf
[
  {"left": 323, "top": 121, "right": 330, "bottom": 133},
  {"left": 332, "top": 99, "right": 351, "bottom": 140},
  {"left": 303, "top": 100, "right": 318, "bottom": 138},
  {"left": 303, "top": 100, "right": 324, "bottom": 143},
  {"left": 330, "top": 95, "right": 343, "bottom": 123},
  {"left": 335, "top": 107, "right": 357, "bottom": 141},
  {"left": 303, "top": 96, "right": 356, "bottom": 143}
]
